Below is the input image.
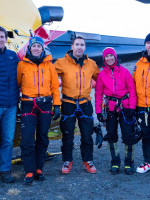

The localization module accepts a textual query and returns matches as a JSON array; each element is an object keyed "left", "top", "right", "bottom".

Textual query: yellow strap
[
  {"left": 125, "top": 166, "right": 131, "bottom": 169},
  {"left": 112, "top": 165, "right": 119, "bottom": 168}
]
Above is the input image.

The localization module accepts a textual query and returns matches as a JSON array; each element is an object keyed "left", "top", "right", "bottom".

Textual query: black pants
[
  {"left": 60, "top": 101, "right": 94, "bottom": 162},
  {"left": 20, "top": 101, "right": 52, "bottom": 173},
  {"left": 108, "top": 143, "right": 134, "bottom": 166},
  {"left": 104, "top": 109, "right": 136, "bottom": 145},
  {"left": 136, "top": 107, "right": 150, "bottom": 163}
]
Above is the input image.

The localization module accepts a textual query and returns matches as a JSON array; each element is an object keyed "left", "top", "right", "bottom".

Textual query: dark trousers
[
  {"left": 136, "top": 107, "right": 150, "bottom": 163},
  {"left": 60, "top": 101, "right": 94, "bottom": 162},
  {"left": 104, "top": 109, "right": 135, "bottom": 145},
  {"left": 108, "top": 143, "right": 134, "bottom": 166},
  {"left": 20, "top": 101, "right": 52, "bottom": 173}
]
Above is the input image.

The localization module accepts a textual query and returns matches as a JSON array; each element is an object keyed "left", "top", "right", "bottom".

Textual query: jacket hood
[
  {"left": 23, "top": 55, "right": 52, "bottom": 64},
  {"left": 0, "top": 47, "right": 7, "bottom": 54},
  {"left": 65, "top": 50, "right": 87, "bottom": 63},
  {"left": 141, "top": 50, "right": 150, "bottom": 62}
]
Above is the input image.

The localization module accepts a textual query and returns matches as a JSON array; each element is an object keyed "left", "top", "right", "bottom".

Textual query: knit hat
[
  {"left": 102, "top": 47, "right": 117, "bottom": 68},
  {"left": 144, "top": 33, "right": 150, "bottom": 45},
  {"left": 28, "top": 36, "right": 44, "bottom": 49}
]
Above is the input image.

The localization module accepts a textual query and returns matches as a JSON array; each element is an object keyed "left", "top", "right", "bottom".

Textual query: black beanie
[{"left": 144, "top": 33, "right": 150, "bottom": 45}]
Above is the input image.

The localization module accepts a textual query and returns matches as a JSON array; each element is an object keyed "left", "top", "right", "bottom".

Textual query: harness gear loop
[
  {"left": 121, "top": 111, "right": 135, "bottom": 125},
  {"left": 136, "top": 108, "right": 150, "bottom": 126},
  {"left": 101, "top": 97, "right": 109, "bottom": 122},
  {"left": 21, "top": 97, "right": 53, "bottom": 117},
  {"left": 62, "top": 95, "right": 94, "bottom": 121}
]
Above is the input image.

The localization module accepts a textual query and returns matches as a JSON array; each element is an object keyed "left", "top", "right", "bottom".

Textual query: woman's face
[
  {"left": 104, "top": 54, "right": 115, "bottom": 66},
  {"left": 30, "top": 43, "right": 43, "bottom": 57}
]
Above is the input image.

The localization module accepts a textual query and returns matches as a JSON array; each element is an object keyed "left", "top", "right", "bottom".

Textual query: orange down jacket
[
  {"left": 54, "top": 52, "right": 100, "bottom": 104},
  {"left": 17, "top": 55, "right": 61, "bottom": 105},
  {"left": 133, "top": 56, "right": 150, "bottom": 107}
]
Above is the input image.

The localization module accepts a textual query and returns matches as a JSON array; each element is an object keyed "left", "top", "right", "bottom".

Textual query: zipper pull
[
  {"left": 142, "top": 70, "right": 144, "bottom": 87},
  {"left": 42, "top": 68, "right": 43, "bottom": 87}
]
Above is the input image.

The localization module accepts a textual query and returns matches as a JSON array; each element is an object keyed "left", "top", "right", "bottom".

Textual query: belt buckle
[
  {"left": 39, "top": 96, "right": 45, "bottom": 102},
  {"left": 43, "top": 97, "right": 46, "bottom": 102},
  {"left": 35, "top": 97, "right": 41, "bottom": 102}
]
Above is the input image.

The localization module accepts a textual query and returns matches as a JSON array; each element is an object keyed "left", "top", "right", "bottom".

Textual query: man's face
[
  {"left": 0, "top": 31, "right": 7, "bottom": 50},
  {"left": 71, "top": 38, "right": 86, "bottom": 59},
  {"left": 145, "top": 41, "right": 150, "bottom": 56}
]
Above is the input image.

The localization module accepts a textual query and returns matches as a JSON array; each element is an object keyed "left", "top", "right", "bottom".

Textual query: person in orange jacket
[
  {"left": 133, "top": 33, "right": 150, "bottom": 174},
  {"left": 54, "top": 36, "right": 100, "bottom": 174},
  {"left": 17, "top": 36, "right": 61, "bottom": 185}
]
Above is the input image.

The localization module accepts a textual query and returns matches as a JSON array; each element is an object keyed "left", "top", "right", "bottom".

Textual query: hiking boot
[
  {"left": 24, "top": 173, "right": 34, "bottom": 185},
  {"left": 83, "top": 161, "right": 96, "bottom": 173},
  {"left": 124, "top": 158, "right": 134, "bottom": 175},
  {"left": 62, "top": 161, "right": 73, "bottom": 174},
  {"left": 136, "top": 162, "right": 150, "bottom": 173},
  {"left": 35, "top": 169, "right": 45, "bottom": 181},
  {"left": 0, "top": 171, "right": 15, "bottom": 183},
  {"left": 124, "top": 164, "right": 134, "bottom": 175},
  {"left": 110, "top": 165, "right": 120, "bottom": 175}
]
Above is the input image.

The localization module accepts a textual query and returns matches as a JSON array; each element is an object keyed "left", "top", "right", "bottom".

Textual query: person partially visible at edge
[
  {"left": 95, "top": 47, "right": 137, "bottom": 175},
  {"left": 133, "top": 33, "right": 150, "bottom": 174},
  {"left": 54, "top": 36, "right": 100, "bottom": 174},
  {"left": 17, "top": 36, "right": 61, "bottom": 185},
  {"left": 0, "top": 26, "right": 20, "bottom": 183}
]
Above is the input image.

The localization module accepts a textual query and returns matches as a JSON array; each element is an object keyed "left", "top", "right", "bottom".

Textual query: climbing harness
[
  {"left": 62, "top": 94, "right": 94, "bottom": 122},
  {"left": 21, "top": 95, "right": 53, "bottom": 117},
  {"left": 104, "top": 94, "right": 136, "bottom": 125},
  {"left": 105, "top": 93, "right": 128, "bottom": 113},
  {"left": 103, "top": 94, "right": 142, "bottom": 143}
]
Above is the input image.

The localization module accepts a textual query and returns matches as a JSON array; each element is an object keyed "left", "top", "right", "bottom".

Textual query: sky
[{"left": 32, "top": 0, "right": 150, "bottom": 39}]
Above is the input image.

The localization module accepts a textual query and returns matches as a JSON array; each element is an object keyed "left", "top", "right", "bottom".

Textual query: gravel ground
[{"left": 1, "top": 60, "right": 150, "bottom": 200}]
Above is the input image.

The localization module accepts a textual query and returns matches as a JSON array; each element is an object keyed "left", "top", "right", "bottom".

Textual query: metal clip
[{"left": 145, "top": 112, "right": 148, "bottom": 126}]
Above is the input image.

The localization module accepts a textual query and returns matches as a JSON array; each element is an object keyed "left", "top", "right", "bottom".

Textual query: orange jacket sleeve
[
  {"left": 53, "top": 59, "right": 64, "bottom": 78},
  {"left": 50, "top": 63, "right": 61, "bottom": 105},
  {"left": 92, "top": 61, "right": 100, "bottom": 81}
]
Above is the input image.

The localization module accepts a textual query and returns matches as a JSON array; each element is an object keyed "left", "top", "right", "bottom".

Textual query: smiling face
[
  {"left": 145, "top": 41, "right": 150, "bottom": 56},
  {"left": 71, "top": 38, "right": 86, "bottom": 59},
  {"left": 0, "top": 31, "right": 7, "bottom": 51},
  {"left": 104, "top": 54, "right": 116, "bottom": 66},
  {"left": 30, "top": 43, "right": 43, "bottom": 57}
]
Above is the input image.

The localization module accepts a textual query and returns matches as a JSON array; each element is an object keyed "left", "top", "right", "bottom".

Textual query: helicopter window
[{"left": 7, "top": 31, "right": 14, "bottom": 38}]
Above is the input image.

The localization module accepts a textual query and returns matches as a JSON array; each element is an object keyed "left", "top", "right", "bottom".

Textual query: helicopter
[
  {"left": 1, "top": 0, "right": 145, "bottom": 65},
  {"left": 0, "top": 0, "right": 146, "bottom": 163}
]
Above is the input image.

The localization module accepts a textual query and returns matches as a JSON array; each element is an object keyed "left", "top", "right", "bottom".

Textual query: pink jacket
[{"left": 95, "top": 65, "right": 137, "bottom": 113}]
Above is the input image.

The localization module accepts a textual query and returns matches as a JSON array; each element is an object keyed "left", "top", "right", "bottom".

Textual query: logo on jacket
[
  {"left": 133, "top": 65, "right": 137, "bottom": 71},
  {"left": 9, "top": 56, "right": 14, "bottom": 59}
]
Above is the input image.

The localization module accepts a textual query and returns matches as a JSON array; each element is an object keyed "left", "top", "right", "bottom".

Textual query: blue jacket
[{"left": 0, "top": 47, "right": 19, "bottom": 107}]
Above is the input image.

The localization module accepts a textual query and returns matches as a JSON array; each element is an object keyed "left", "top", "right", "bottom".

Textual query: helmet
[{"left": 132, "top": 120, "right": 142, "bottom": 144}]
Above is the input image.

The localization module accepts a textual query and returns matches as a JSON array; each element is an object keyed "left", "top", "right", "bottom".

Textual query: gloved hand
[
  {"left": 94, "top": 124, "right": 103, "bottom": 149},
  {"left": 53, "top": 105, "right": 60, "bottom": 120},
  {"left": 97, "top": 113, "right": 105, "bottom": 122}
]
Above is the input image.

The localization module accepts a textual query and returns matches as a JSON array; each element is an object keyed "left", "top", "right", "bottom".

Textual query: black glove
[
  {"left": 94, "top": 124, "right": 103, "bottom": 149},
  {"left": 97, "top": 113, "right": 105, "bottom": 122},
  {"left": 53, "top": 105, "right": 60, "bottom": 120}
]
